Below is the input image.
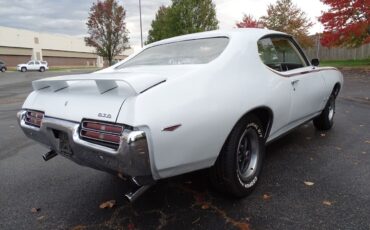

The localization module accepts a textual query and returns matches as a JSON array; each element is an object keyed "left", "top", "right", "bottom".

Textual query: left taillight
[{"left": 24, "top": 110, "right": 44, "bottom": 128}]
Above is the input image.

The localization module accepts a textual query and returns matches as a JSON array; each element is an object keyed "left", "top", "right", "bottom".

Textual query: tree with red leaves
[
  {"left": 319, "top": 0, "right": 370, "bottom": 47},
  {"left": 236, "top": 15, "right": 260, "bottom": 28},
  {"left": 85, "top": 0, "right": 129, "bottom": 66}
]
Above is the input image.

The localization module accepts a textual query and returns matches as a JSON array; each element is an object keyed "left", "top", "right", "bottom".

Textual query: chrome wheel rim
[
  {"left": 328, "top": 98, "right": 335, "bottom": 121},
  {"left": 237, "top": 127, "right": 259, "bottom": 181}
]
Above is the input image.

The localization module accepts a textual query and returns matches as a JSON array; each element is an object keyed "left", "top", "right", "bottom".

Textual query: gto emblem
[{"left": 98, "top": 113, "right": 112, "bottom": 119}]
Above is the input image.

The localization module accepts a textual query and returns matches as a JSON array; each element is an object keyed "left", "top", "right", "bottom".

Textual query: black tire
[
  {"left": 313, "top": 94, "right": 335, "bottom": 130},
  {"left": 1, "top": 67, "right": 5, "bottom": 72},
  {"left": 39, "top": 67, "right": 45, "bottom": 72},
  {"left": 21, "top": 67, "right": 27, "bottom": 72},
  {"left": 210, "top": 114, "right": 265, "bottom": 197}
]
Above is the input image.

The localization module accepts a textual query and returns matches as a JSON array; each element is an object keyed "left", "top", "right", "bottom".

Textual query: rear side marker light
[{"left": 24, "top": 110, "right": 44, "bottom": 128}]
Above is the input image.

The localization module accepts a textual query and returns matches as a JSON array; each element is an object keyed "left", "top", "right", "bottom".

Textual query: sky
[{"left": 0, "top": 0, "right": 328, "bottom": 51}]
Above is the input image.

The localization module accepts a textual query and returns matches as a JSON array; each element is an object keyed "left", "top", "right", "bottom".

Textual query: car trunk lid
[{"left": 25, "top": 72, "right": 166, "bottom": 123}]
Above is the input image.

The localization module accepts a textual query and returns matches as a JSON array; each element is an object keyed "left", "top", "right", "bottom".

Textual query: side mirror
[{"left": 311, "top": 58, "right": 320, "bottom": 67}]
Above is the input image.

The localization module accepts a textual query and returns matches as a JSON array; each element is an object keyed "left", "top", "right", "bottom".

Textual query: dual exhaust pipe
[{"left": 41, "top": 150, "right": 152, "bottom": 202}]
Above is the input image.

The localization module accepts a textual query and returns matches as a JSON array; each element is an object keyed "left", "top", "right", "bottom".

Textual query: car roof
[{"left": 145, "top": 28, "right": 287, "bottom": 48}]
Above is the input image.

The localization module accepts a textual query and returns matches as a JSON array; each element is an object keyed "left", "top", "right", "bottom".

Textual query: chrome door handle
[
  {"left": 291, "top": 80, "right": 299, "bottom": 85},
  {"left": 291, "top": 80, "right": 299, "bottom": 91}
]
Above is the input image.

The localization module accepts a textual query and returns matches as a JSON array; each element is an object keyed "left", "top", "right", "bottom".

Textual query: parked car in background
[
  {"left": 17, "top": 60, "right": 48, "bottom": 72},
  {"left": 0, "top": 60, "right": 7, "bottom": 72},
  {"left": 17, "top": 29, "right": 343, "bottom": 201}
]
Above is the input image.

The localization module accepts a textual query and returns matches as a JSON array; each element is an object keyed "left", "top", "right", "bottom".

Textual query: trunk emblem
[{"left": 98, "top": 113, "right": 112, "bottom": 119}]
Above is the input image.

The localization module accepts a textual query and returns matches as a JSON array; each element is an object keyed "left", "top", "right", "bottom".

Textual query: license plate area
[{"left": 59, "top": 131, "right": 73, "bottom": 157}]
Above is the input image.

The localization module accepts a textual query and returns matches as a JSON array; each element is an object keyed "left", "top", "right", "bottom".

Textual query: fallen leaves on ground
[
  {"left": 320, "top": 133, "right": 326, "bottom": 137},
  {"left": 304, "top": 181, "right": 314, "bottom": 186},
  {"left": 30, "top": 208, "right": 40, "bottom": 213},
  {"left": 127, "top": 223, "right": 135, "bottom": 230},
  {"left": 365, "top": 140, "right": 370, "bottom": 144},
  {"left": 335, "top": 147, "right": 342, "bottom": 150},
  {"left": 322, "top": 200, "right": 332, "bottom": 206},
  {"left": 37, "top": 216, "right": 45, "bottom": 221},
  {"left": 71, "top": 225, "right": 87, "bottom": 230},
  {"left": 262, "top": 194, "right": 272, "bottom": 200},
  {"left": 99, "top": 200, "right": 116, "bottom": 209},
  {"left": 201, "top": 203, "right": 210, "bottom": 210}
]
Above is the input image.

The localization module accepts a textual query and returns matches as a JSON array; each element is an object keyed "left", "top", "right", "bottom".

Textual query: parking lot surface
[{"left": 0, "top": 69, "right": 369, "bottom": 230}]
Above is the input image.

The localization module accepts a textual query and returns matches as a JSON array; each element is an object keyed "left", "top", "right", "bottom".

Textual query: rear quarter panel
[
  {"left": 116, "top": 34, "right": 291, "bottom": 179},
  {"left": 318, "top": 67, "right": 344, "bottom": 100}
]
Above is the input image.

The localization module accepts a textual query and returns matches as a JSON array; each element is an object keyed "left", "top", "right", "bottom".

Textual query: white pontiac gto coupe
[{"left": 18, "top": 29, "right": 343, "bottom": 201}]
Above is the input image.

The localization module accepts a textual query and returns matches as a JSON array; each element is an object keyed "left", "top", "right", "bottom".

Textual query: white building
[{"left": 0, "top": 26, "right": 133, "bottom": 68}]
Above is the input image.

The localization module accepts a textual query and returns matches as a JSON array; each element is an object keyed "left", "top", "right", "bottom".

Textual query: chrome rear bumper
[{"left": 17, "top": 110, "right": 154, "bottom": 185}]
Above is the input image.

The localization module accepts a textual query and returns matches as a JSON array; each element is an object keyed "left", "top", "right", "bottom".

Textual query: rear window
[{"left": 117, "top": 37, "right": 229, "bottom": 69}]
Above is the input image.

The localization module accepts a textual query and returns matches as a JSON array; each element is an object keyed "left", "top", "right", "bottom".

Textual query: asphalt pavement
[{"left": 0, "top": 69, "right": 369, "bottom": 230}]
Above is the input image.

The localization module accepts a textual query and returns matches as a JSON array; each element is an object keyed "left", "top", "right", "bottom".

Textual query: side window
[
  {"left": 258, "top": 37, "right": 307, "bottom": 72},
  {"left": 35, "top": 61, "right": 40, "bottom": 65},
  {"left": 28, "top": 61, "right": 34, "bottom": 65}
]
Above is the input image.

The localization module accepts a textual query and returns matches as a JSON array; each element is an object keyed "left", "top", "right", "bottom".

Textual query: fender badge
[{"left": 162, "top": 124, "right": 182, "bottom": 132}]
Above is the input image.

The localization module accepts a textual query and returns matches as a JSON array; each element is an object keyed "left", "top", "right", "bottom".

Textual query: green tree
[
  {"left": 260, "top": 0, "right": 314, "bottom": 47},
  {"left": 147, "top": 0, "right": 219, "bottom": 44},
  {"left": 85, "top": 0, "right": 129, "bottom": 66},
  {"left": 147, "top": 6, "right": 172, "bottom": 44}
]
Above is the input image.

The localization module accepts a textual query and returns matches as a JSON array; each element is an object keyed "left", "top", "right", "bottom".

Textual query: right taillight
[
  {"left": 80, "top": 120, "right": 124, "bottom": 149},
  {"left": 24, "top": 110, "right": 44, "bottom": 128}
]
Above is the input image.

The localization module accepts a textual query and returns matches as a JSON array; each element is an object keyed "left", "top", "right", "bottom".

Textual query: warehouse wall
[
  {"left": 0, "top": 46, "right": 33, "bottom": 66},
  {"left": 0, "top": 55, "right": 31, "bottom": 66},
  {"left": 43, "top": 56, "right": 97, "bottom": 67},
  {"left": 0, "top": 26, "right": 135, "bottom": 68}
]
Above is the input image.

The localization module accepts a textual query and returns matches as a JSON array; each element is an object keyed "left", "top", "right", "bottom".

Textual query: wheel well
[
  {"left": 332, "top": 83, "right": 341, "bottom": 98},
  {"left": 241, "top": 107, "right": 273, "bottom": 139}
]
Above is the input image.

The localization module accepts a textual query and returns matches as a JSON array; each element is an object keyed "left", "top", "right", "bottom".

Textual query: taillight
[
  {"left": 80, "top": 120, "right": 124, "bottom": 148},
  {"left": 25, "top": 110, "right": 44, "bottom": 128}
]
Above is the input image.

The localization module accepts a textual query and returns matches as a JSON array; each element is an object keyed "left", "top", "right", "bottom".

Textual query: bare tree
[{"left": 85, "top": 0, "right": 129, "bottom": 66}]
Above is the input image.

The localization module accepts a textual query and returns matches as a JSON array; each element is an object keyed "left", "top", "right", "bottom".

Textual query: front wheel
[
  {"left": 313, "top": 94, "right": 335, "bottom": 130},
  {"left": 1, "top": 67, "right": 5, "bottom": 72},
  {"left": 210, "top": 114, "right": 265, "bottom": 197}
]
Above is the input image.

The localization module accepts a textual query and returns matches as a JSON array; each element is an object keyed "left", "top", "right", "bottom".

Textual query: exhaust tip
[
  {"left": 42, "top": 150, "right": 57, "bottom": 161},
  {"left": 124, "top": 185, "right": 151, "bottom": 202}
]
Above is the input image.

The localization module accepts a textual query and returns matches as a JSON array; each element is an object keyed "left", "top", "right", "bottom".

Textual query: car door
[
  {"left": 268, "top": 36, "right": 326, "bottom": 124},
  {"left": 34, "top": 61, "right": 41, "bottom": 70},
  {"left": 27, "top": 61, "right": 35, "bottom": 70}
]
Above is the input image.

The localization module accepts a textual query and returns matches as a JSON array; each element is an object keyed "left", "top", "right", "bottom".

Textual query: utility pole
[{"left": 139, "top": 0, "right": 143, "bottom": 48}]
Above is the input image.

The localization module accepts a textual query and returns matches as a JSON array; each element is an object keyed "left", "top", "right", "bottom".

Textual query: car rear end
[{"left": 16, "top": 73, "right": 165, "bottom": 187}]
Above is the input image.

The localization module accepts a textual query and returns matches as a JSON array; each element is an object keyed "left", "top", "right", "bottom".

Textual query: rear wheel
[
  {"left": 1, "top": 67, "right": 5, "bottom": 72},
  {"left": 39, "top": 67, "right": 45, "bottom": 72},
  {"left": 21, "top": 67, "right": 27, "bottom": 72},
  {"left": 313, "top": 94, "right": 335, "bottom": 130},
  {"left": 210, "top": 114, "right": 265, "bottom": 197}
]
